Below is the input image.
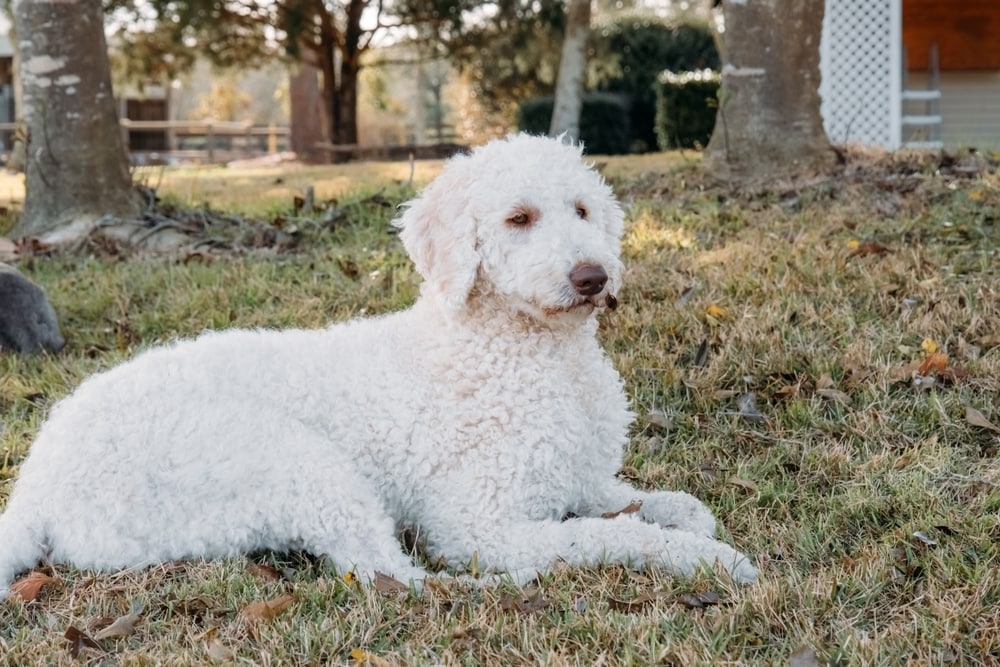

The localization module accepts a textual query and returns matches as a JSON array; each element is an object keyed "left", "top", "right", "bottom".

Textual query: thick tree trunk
[
  {"left": 12, "top": 0, "right": 139, "bottom": 240},
  {"left": 289, "top": 62, "right": 326, "bottom": 163},
  {"left": 335, "top": 60, "right": 360, "bottom": 147},
  {"left": 548, "top": 0, "right": 591, "bottom": 140},
  {"left": 704, "top": 0, "right": 835, "bottom": 179}
]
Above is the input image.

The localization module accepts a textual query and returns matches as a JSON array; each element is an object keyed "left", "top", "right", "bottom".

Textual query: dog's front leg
[
  {"left": 577, "top": 479, "right": 718, "bottom": 538},
  {"left": 439, "top": 515, "right": 756, "bottom": 583}
]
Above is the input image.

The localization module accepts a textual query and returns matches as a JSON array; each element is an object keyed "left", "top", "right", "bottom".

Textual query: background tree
[
  {"left": 590, "top": 16, "right": 718, "bottom": 152},
  {"left": 548, "top": 0, "right": 590, "bottom": 139},
  {"left": 13, "top": 0, "right": 138, "bottom": 240},
  {"left": 111, "top": 0, "right": 481, "bottom": 154},
  {"left": 441, "top": 0, "right": 566, "bottom": 139},
  {"left": 704, "top": 0, "right": 834, "bottom": 178}
]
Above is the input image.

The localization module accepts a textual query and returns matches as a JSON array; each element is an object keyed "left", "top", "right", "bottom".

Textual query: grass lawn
[{"left": 1, "top": 149, "right": 998, "bottom": 665}]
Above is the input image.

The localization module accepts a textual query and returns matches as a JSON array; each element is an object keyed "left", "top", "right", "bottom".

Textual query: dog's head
[{"left": 396, "top": 133, "right": 625, "bottom": 324}]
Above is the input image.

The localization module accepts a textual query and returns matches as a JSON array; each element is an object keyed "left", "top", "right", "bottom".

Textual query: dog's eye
[
  {"left": 506, "top": 208, "right": 538, "bottom": 227},
  {"left": 575, "top": 204, "right": 589, "bottom": 220}
]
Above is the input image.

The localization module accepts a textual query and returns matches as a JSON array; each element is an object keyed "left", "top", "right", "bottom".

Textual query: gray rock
[{"left": 0, "top": 263, "right": 65, "bottom": 354}]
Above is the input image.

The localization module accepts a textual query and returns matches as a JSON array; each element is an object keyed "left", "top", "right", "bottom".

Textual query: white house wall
[
  {"left": 820, "top": 0, "right": 901, "bottom": 148},
  {"left": 908, "top": 71, "right": 1000, "bottom": 149}
]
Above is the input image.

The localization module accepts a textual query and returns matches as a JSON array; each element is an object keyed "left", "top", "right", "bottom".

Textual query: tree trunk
[
  {"left": 548, "top": 0, "right": 591, "bottom": 140},
  {"left": 335, "top": 59, "right": 360, "bottom": 147},
  {"left": 12, "top": 0, "right": 138, "bottom": 241},
  {"left": 289, "top": 62, "right": 326, "bottom": 163},
  {"left": 704, "top": 0, "right": 835, "bottom": 179}
]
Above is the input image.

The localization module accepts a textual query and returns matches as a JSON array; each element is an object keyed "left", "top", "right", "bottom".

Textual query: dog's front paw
[
  {"left": 727, "top": 552, "right": 759, "bottom": 584},
  {"left": 640, "top": 491, "right": 717, "bottom": 537}
]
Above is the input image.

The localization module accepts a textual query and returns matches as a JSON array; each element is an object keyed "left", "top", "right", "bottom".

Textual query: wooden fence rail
[{"left": 0, "top": 120, "right": 291, "bottom": 164}]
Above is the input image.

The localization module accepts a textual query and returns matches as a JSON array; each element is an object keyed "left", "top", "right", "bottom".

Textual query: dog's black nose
[{"left": 569, "top": 263, "right": 608, "bottom": 296}]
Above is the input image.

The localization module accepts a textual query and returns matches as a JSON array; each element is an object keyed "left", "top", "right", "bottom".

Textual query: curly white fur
[{"left": 0, "top": 134, "right": 756, "bottom": 598}]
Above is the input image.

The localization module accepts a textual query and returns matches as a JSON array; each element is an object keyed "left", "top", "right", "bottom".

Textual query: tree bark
[
  {"left": 548, "top": 0, "right": 591, "bottom": 140},
  {"left": 704, "top": 0, "right": 835, "bottom": 179},
  {"left": 12, "top": 0, "right": 139, "bottom": 240},
  {"left": 289, "top": 62, "right": 326, "bottom": 163}
]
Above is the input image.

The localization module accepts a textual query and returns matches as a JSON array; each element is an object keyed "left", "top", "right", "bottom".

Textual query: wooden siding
[{"left": 903, "top": 0, "right": 1000, "bottom": 71}]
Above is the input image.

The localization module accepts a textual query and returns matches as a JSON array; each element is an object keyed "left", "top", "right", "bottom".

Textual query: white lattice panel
[{"left": 820, "top": 0, "right": 901, "bottom": 148}]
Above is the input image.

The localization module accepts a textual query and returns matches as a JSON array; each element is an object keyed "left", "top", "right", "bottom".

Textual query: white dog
[{"left": 0, "top": 134, "right": 756, "bottom": 598}]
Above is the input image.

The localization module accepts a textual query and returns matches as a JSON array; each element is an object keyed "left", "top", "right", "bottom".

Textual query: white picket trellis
[{"left": 820, "top": 0, "right": 902, "bottom": 148}]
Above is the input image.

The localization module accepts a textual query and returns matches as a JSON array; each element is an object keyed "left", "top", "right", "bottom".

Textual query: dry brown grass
[{"left": 1, "top": 149, "right": 998, "bottom": 665}]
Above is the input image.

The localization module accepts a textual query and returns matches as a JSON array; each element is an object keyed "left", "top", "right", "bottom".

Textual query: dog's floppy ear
[{"left": 396, "top": 159, "right": 480, "bottom": 314}]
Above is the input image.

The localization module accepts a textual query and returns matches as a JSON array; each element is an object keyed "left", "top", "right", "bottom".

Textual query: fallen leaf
[
  {"left": 93, "top": 602, "right": 143, "bottom": 640},
  {"left": 978, "top": 333, "right": 1000, "bottom": 349},
  {"left": 374, "top": 571, "right": 409, "bottom": 595},
  {"left": 889, "top": 360, "right": 922, "bottom": 382},
  {"left": 343, "top": 571, "right": 358, "bottom": 584},
  {"left": 774, "top": 383, "right": 800, "bottom": 398},
  {"left": 206, "top": 638, "right": 235, "bottom": 662},
  {"left": 350, "top": 648, "right": 394, "bottom": 666},
  {"left": 677, "top": 590, "right": 721, "bottom": 609},
  {"left": 601, "top": 500, "right": 643, "bottom": 519},
  {"left": 608, "top": 592, "right": 657, "bottom": 613},
  {"left": 646, "top": 410, "right": 673, "bottom": 432},
  {"left": 705, "top": 304, "right": 728, "bottom": 322},
  {"left": 64, "top": 626, "right": 103, "bottom": 659},
  {"left": 938, "top": 364, "right": 968, "bottom": 384},
  {"left": 921, "top": 338, "right": 938, "bottom": 354},
  {"left": 10, "top": 571, "right": 58, "bottom": 602},
  {"left": 248, "top": 562, "right": 283, "bottom": 582},
  {"left": 692, "top": 338, "right": 709, "bottom": 368},
  {"left": 500, "top": 588, "right": 551, "bottom": 614},
  {"left": 694, "top": 590, "right": 720, "bottom": 605},
  {"left": 675, "top": 285, "right": 696, "bottom": 306},
  {"left": 966, "top": 406, "right": 1000, "bottom": 433},
  {"left": 816, "top": 373, "right": 835, "bottom": 390},
  {"left": 816, "top": 387, "right": 851, "bottom": 404},
  {"left": 728, "top": 478, "right": 759, "bottom": 494},
  {"left": 175, "top": 596, "right": 214, "bottom": 622},
  {"left": 912, "top": 531, "right": 938, "bottom": 548},
  {"left": 238, "top": 594, "right": 295, "bottom": 625},
  {"left": 918, "top": 352, "right": 949, "bottom": 376},
  {"left": 846, "top": 240, "right": 890, "bottom": 259}
]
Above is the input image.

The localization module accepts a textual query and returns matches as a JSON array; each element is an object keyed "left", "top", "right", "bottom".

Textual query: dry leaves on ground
[
  {"left": 238, "top": 593, "right": 295, "bottom": 627},
  {"left": 374, "top": 571, "right": 409, "bottom": 594},
  {"left": 9, "top": 571, "right": 58, "bottom": 602},
  {"left": 965, "top": 406, "right": 1000, "bottom": 433},
  {"left": 499, "top": 587, "right": 551, "bottom": 615},
  {"left": 93, "top": 602, "right": 143, "bottom": 640}
]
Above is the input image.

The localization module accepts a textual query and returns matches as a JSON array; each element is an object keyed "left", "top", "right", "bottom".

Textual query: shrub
[
  {"left": 517, "top": 93, "right": 631, "bottom": 155},
  {"left": 654, "top": 69, "right": 720, "bottom": 150},
  {"left": 590, "top": 18, "right": 719, "bottom": 152}
]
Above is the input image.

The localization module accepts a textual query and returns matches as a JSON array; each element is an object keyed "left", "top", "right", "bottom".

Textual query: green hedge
[
  {"left": 517, "top": 93, "right": 631, "bottom": 155},
  {"left": 654, "top": 69, "right": 720, "bottom": 150},
  {"left": 591, "top": 19, "right": 719, "bottom": 152}
]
